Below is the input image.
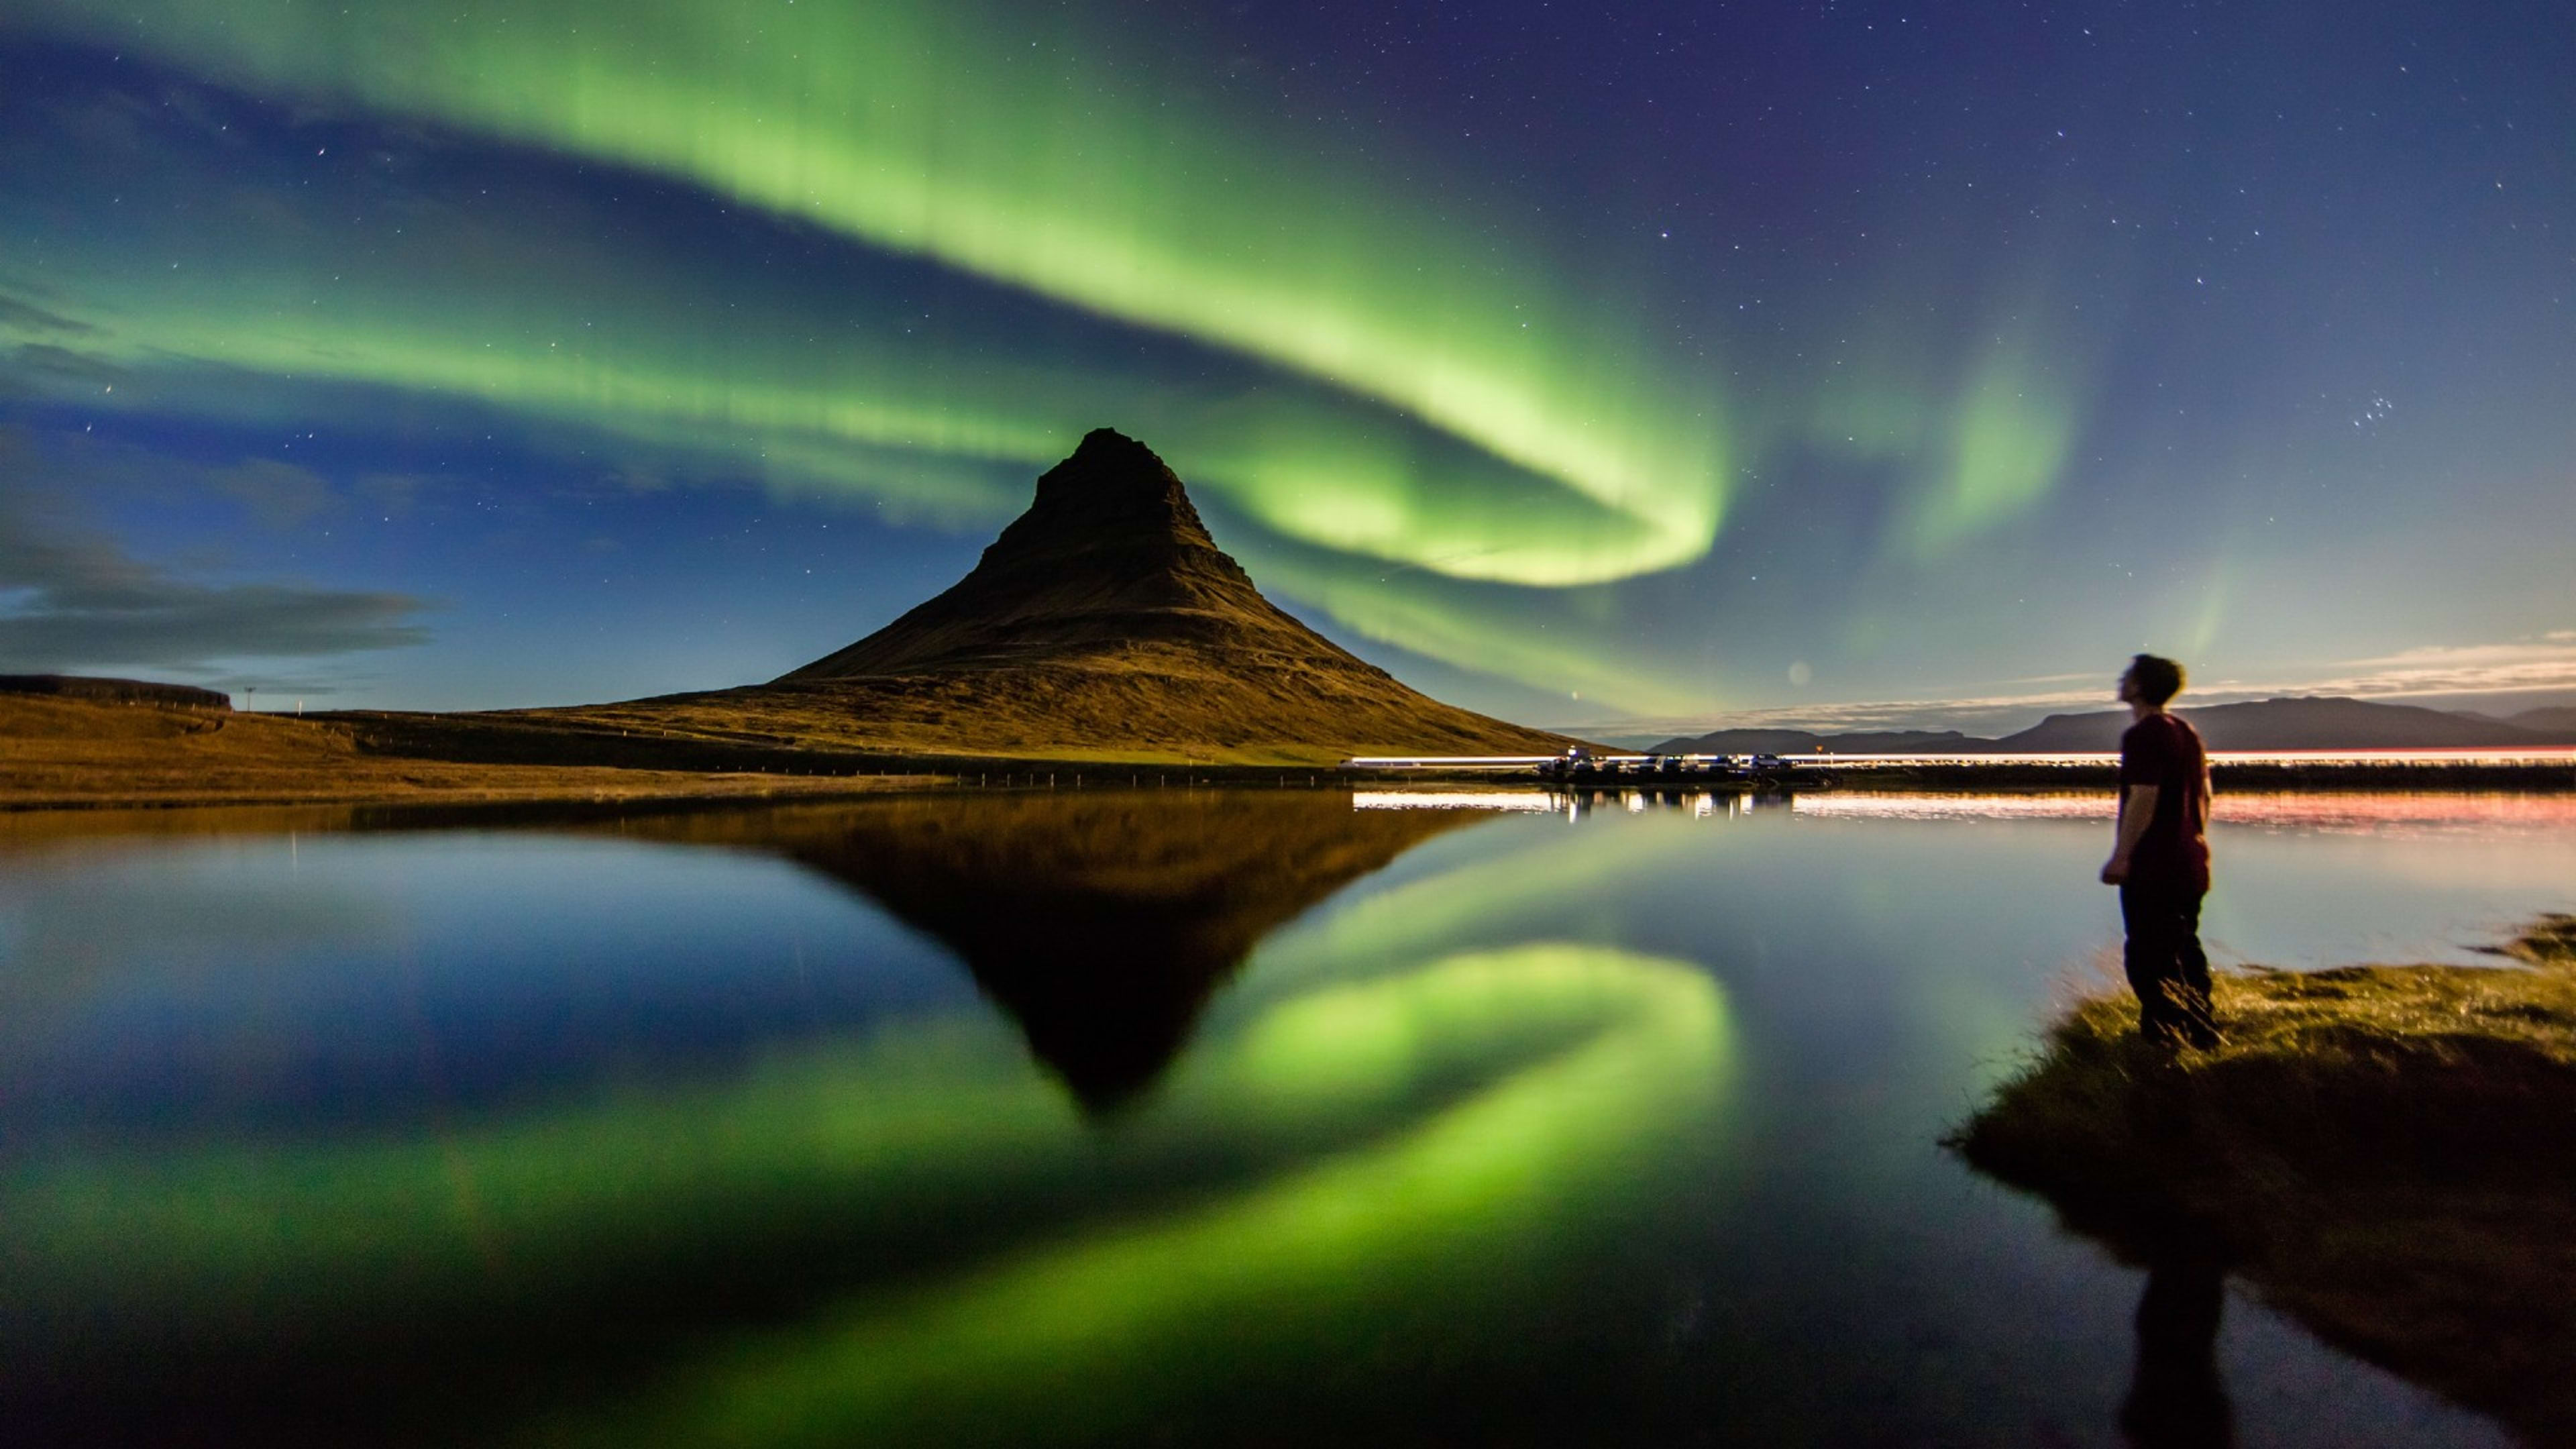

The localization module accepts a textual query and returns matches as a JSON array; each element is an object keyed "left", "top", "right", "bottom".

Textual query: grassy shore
[
  {"left": 1951, "top": 915, "right": 2576, "bottom": 1445},
  {"left": 7, "top": 690, "right": 2572, "bottom": 809},
  {"left": 0, "top": 694, "right": 1407, "bottom": 810},
  {"left": 0, "top": 695, "right": 918, "bottom": 810}
]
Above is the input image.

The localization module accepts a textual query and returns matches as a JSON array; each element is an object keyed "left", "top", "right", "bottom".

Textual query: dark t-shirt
[{"left": 2118, "top": 712, "right": 2210, "bottom": 891}]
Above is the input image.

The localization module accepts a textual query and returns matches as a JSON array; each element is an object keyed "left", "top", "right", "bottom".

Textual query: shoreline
[
  {"left": 5, "top": 693, "right": 2572, "bottom": 812},
  {"left": 13, "top": 764, "right": 2575, "bottom": 814},
  {"left": 1950, "top": 915, "right": 2576, "bottom": 1445}
]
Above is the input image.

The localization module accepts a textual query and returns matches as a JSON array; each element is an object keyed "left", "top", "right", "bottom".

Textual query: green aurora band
[
  {"left": 0, "top": 3, "right": 2104, "bottom": 710},
  {"left": 0, "top": 76, "right": 1723, "bottom": 706},
  {"left": 3, "top": 0, "right": 1729, "bottom": 587}
]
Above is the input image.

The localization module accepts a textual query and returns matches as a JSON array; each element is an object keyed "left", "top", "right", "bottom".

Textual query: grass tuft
[{"left": 1949, "top": 915, "right": 2576, "bottom": 1445}]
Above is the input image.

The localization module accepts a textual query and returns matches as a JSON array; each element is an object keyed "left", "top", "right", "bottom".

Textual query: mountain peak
[
  {"left": 1047, "top": 427, "right": 1187, "bottom": 506},
  {"left": 999, "top": 427, "right": 1218, "bottom": 555}
]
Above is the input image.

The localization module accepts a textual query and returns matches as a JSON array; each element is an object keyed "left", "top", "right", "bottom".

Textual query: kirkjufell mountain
[
  {"left": 502, "top": 429, "right": 1576, "bottom": 765},
  {"left": 782, "top": 427, "right": 1330, "bottom": 680}
]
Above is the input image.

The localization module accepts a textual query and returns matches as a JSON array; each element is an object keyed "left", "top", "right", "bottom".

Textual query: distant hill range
[
  {"left": 0, "top": 674, "right": 229, "bottom": 709},
  {"left": 493, "top": 428, "right": 1576, "bottom": 765},
  {"left": 2469, "top": 705, "right": 2576, "bottom": 736},
  {"left": 1654, "top": 697, "right": 2576, "bottom": 755}
]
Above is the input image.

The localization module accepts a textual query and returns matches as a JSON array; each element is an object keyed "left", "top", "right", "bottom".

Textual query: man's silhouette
[{"left": 2099, "top": 654, "right": 2219, "bottom": 1048}]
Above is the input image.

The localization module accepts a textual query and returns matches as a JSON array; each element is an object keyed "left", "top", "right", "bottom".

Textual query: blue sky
[{"left": 1, "top": 1, "right": 2568, "bottom": 732}]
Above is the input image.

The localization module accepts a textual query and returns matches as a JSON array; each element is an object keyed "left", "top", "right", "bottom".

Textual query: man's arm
[{"left": 2102, "top": 784, "right": 2160, "bottom": 884}]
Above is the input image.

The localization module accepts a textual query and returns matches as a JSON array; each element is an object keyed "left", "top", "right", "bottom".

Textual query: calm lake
[{"left": 4, "top": 788, "right": 2571, "bottom": 1447}]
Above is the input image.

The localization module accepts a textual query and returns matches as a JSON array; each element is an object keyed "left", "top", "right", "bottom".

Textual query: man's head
[{"left": 2119, "top": 653, "right": 2187, "bottom": 708}]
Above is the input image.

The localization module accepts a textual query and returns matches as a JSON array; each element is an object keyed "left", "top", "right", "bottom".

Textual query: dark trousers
[{"left": 2120, "top": 879, "right": 2215, "bottom": 1046}]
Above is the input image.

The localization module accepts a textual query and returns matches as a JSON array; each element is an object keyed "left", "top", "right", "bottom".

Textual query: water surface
[{"left": 4, "top": 788, "right": 2569, "bottom": 1446}]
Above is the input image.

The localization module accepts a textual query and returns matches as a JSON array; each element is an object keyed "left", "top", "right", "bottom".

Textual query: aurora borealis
[{"left": 1, "top": 1, "right": 2569, "bottom": 725}]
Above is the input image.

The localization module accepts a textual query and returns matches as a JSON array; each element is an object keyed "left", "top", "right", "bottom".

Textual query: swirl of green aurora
[
  {"left": 0, "top": 944, "right": 1734, "bottom": 1444},
  {"left": 2, "top": 0, "right": 1728, "bottom": 589}
]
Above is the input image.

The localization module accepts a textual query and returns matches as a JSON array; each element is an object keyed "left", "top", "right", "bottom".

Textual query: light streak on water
[
  {"left": 1355, "top": 787, "right": 2576, "bottom": 839},
  {"left": 1349, "top": 792, "right": 1556, "bottom": 812}
]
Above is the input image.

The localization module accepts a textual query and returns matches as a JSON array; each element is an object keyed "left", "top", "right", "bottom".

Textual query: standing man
[{"left": 2100, "top": 653, "right": 2219, "bottom": 1048}]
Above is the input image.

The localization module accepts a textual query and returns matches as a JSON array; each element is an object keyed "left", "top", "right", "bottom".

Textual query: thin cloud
[
  {"left": 0, "top": 442, "right": 431, "bottom": 676},
  {"left": 3, "top": 343, "right": 127, "bottom": 389},
  {"left": 2301, "top": 637, "right": 2576, "bottom": 700},
  {"left": 1591, "top": 633, "right": 2576, "bottom": 738},
  {"left": 0, "top": 529, "right": 430, "bottom": 674},
  {"left": 0, "top": 294, "right": 96, "bottom": 336}
]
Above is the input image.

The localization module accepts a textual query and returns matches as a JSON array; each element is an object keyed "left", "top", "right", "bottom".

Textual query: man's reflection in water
[{"left": 2119, "top": 1257, "right": 2235, "bottom": 1448}]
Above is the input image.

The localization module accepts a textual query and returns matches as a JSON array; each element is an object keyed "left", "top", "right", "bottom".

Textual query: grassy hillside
[
  {"left": 0, "top": 694, "right": 892, "bottom": 809},
  {"left": 529, "top": 646, "right": 1575, "bottom": 767}
]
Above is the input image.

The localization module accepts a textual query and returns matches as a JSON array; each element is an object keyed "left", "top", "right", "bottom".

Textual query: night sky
[{"left": 1, "top": 1, "right": 2568, "bottom": 733}]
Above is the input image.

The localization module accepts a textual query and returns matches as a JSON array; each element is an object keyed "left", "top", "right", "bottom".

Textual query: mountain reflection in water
[
  {"left": 9, "top": 788, "right": 2534, "bottom": 1446},
  {"left": 606, "top": 791, "right": 1485, "bottom": 1108},
  {"left": 0, "top": 791, "right": 1737, "bottom": 1449}
]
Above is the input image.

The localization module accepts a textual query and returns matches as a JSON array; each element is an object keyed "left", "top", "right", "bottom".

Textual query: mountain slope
[
  {"left": 780, "top": 427, "right": 1320, "bottom": 679},
  {"left": 522, "top": 430, "right": 1577, "bottom": 766}
]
